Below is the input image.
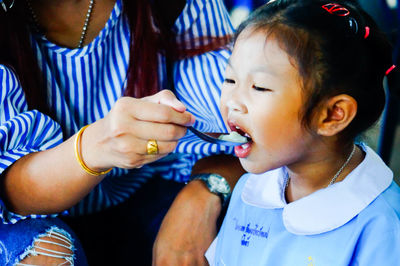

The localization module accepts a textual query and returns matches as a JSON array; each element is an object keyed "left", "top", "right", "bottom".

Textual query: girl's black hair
[{"left": 236, "top": 0, "right": 394, "bottom": 144}]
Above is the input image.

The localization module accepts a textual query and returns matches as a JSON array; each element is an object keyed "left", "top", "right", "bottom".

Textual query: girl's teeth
[
  {"left": 244, "top": 133, "right": 250, "bottom": 138},
  {"left": 241, "top": 143, "right": 250, "bottom": 149},
  {"left": 235, "top": 126, "right": 240, "bottom": 130}
]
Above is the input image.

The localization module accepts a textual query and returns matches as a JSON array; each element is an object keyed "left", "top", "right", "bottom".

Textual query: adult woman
[{"left": 0, "top": 0, "right": 243, "bottom": 264}]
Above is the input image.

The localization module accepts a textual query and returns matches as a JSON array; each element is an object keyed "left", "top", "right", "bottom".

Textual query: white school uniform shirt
[
  {"left": 206, "top": 145, "right": 400, "bottom": 266},
  {"left": 0, "top": 0, "right": 234, "bottom": 223}
]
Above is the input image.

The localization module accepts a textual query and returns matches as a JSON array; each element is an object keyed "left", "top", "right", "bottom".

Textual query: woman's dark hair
[
  {"left": 235, "top": 0, "right": 394, "bottom": 144},
  {"left": 0, "top": 2, "right": 49, "bottom": 115},
  {"left": 0, "top": 0, "right": 231, "bottom": 114},
  {"left": 123, "top": 0, "right": 231, "bottom": 98}
]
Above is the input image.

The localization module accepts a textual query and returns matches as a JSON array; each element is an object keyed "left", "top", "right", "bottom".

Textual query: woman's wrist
[
  {"left": 75, "top": 124, "right": 113, "bottom": 175},
  {"left": 183, "top": 180, "right": 222, "bottom": 218}
]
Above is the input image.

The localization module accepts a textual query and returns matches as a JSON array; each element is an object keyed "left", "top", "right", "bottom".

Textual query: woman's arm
[
  {"left": 1, "top": 90, "right": 194, "bottom": 216},
  {"left": 153, "top": 155, "right": 245, "bottom": 266}
]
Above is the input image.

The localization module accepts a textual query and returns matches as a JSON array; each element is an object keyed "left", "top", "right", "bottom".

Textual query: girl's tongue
[{"left": 235, "top": 142, "right": 252, "bottom": 158}]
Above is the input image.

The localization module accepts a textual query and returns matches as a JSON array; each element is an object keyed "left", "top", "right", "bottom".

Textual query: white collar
[{"left": 241, "top": 145, "right": 393, "bottom": 235}]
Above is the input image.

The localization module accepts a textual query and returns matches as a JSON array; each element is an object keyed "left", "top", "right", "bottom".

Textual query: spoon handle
[{"left": 187, "top": 127, "right": 246, "bottom": 147}]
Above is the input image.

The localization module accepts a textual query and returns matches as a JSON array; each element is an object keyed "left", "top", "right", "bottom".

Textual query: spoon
[{"left": 188, "top": 126, "right": 250, "bottom": 147}]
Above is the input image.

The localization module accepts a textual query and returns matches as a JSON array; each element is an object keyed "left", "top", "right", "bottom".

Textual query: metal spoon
[{"left": 188, "top": 126, "right": 250, "bottom": 147}]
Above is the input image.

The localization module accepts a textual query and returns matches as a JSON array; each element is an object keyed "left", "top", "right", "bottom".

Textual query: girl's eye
[
  {"left": 224, "top": 78, "right": 235, "bottom": 84},
  {"left": 252, "top": 85, "right": 271, "bottom": 92}
]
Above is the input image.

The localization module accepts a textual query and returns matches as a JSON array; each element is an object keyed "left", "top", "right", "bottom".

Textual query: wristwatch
[{"left": 192, "top": 173, "right": 231, "bottom": 206}]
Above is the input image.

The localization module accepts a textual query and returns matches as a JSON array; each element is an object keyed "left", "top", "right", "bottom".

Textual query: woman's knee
[{"left": 16, "top": 227, "right": 75, "bottom": 265}]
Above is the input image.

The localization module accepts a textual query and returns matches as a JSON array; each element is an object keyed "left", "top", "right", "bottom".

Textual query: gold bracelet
[{"left": 74, "top": 125, "right": 113, "bottom": 176}]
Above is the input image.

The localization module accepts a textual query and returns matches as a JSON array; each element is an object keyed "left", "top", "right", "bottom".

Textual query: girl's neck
[{"left": 285, "top": 144, "right": 364, "bottom": 203}]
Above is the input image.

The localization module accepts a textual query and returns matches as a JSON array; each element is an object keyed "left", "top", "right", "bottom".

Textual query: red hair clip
[
  {"left": 386, "top": 65, "right": 396, "bottom": 76},
  {"left": 364, "top": 26, "right": 370, "bottom": 39},
  {"left": 322, "top": 3, "right": 350, "bottom": 16}
]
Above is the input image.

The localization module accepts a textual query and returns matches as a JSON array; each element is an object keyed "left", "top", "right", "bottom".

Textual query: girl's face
[{"left": 221, "top": 30, "right": 315, "bottom": 174}]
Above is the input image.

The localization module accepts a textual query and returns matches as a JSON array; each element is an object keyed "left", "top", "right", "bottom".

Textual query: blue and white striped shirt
[{"left": 0, "top": 0, "right": 235, "bottom": 224}]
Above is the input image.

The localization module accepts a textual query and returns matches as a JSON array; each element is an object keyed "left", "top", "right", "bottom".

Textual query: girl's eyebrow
[
  {"left": 249, "top": 66, "right": 275, "bottom": 75},
  {"left": 226, "top": 60, "right": 277, "bottom": 75},
  {"left": 248, "top": 63, "right": 281, "bottom": 78}
]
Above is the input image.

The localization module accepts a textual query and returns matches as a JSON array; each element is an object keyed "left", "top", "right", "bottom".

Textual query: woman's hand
[
  {"left": 1, "top": 90, "right": 195, "bottom": 215},
  {"left": 82, "top": 90, "right": 195, "bottom": 171}
]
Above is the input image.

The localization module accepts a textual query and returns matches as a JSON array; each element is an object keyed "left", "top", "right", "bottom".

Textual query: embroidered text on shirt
[{"left": 233, "top": 218, "right": 269, "bottom": 247}]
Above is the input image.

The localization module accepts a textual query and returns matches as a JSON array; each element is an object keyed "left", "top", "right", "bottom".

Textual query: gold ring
[{"left": 146, "top": 139, "right": 159, "bottom": 155}]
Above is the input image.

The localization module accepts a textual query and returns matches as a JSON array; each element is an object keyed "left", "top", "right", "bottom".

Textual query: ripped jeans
[{"left": 0, "top": 218, "right": 87, "bottom": 266}]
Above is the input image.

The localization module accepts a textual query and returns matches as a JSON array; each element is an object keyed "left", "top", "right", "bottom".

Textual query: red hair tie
[
  {"left": 364, "top": 26, "right": 370, "bottom": 39},
  {"left": 321, "top": 3, "right": 350, "bottom": 16},
  {"left": 385, "top": 65, "right": 396, "bottom": 76}
]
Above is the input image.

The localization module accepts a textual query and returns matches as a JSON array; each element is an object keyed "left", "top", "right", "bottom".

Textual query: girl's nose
[{"left": 226, "top": 96, "right": 247, "bottom": 114}]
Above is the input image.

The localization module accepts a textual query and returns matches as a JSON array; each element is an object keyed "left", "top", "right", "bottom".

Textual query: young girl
[{"left": 206, "top": 0, "right": 400, "bottom": 265}]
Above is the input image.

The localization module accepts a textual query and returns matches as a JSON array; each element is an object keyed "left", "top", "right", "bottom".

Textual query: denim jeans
[{"left": 0, "top": 217, "right": 87, "bottom": 265}]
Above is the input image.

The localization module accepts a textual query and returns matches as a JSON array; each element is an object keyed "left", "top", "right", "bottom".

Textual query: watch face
[{"left": 209, "top": 175, "right": 230, "bottom": 194}]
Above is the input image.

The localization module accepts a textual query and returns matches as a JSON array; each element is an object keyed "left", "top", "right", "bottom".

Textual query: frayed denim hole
[{"left": 14, "top": 226, "right": 76, "bottom": 266}]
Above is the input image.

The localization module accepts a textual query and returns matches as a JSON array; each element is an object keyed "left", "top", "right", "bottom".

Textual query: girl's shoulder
[
  {"left": 351, "top": 181, "right": 400, "bottom": 265},
  {"left": 358, "top": 181, "right": 400, "bottom": 227},
  {"left": 352, "top": 145, "right": 400, "bottom": 227}
]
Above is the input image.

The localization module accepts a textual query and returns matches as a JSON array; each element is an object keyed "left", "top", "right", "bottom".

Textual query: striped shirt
[{"left": 0, "top": 0, "right": 235, "bottom": 224}]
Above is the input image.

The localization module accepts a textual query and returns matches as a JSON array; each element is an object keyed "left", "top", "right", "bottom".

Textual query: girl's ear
[{"left": 316, "top": 94, "right": 357, "bottom": 136}]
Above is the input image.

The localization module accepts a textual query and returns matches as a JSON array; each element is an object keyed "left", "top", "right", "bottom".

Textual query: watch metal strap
[{"left": 191, "top": 173, "right": 231, "bottom": 206}]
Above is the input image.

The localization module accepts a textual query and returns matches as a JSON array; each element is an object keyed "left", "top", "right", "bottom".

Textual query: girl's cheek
[
  {"left": 220, "top": 105, "right": 229, "bottom": 124},
  {"left": 219, "top": 101, "right": 229, "bottom": 127},
  {"left": 220, "top": 89, "right": 229, "bottom": 115}
]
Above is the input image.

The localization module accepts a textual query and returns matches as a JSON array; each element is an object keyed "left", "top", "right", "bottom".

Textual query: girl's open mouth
[{"left": 229, "top": 123, "right": 253, "bottom": 158}]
